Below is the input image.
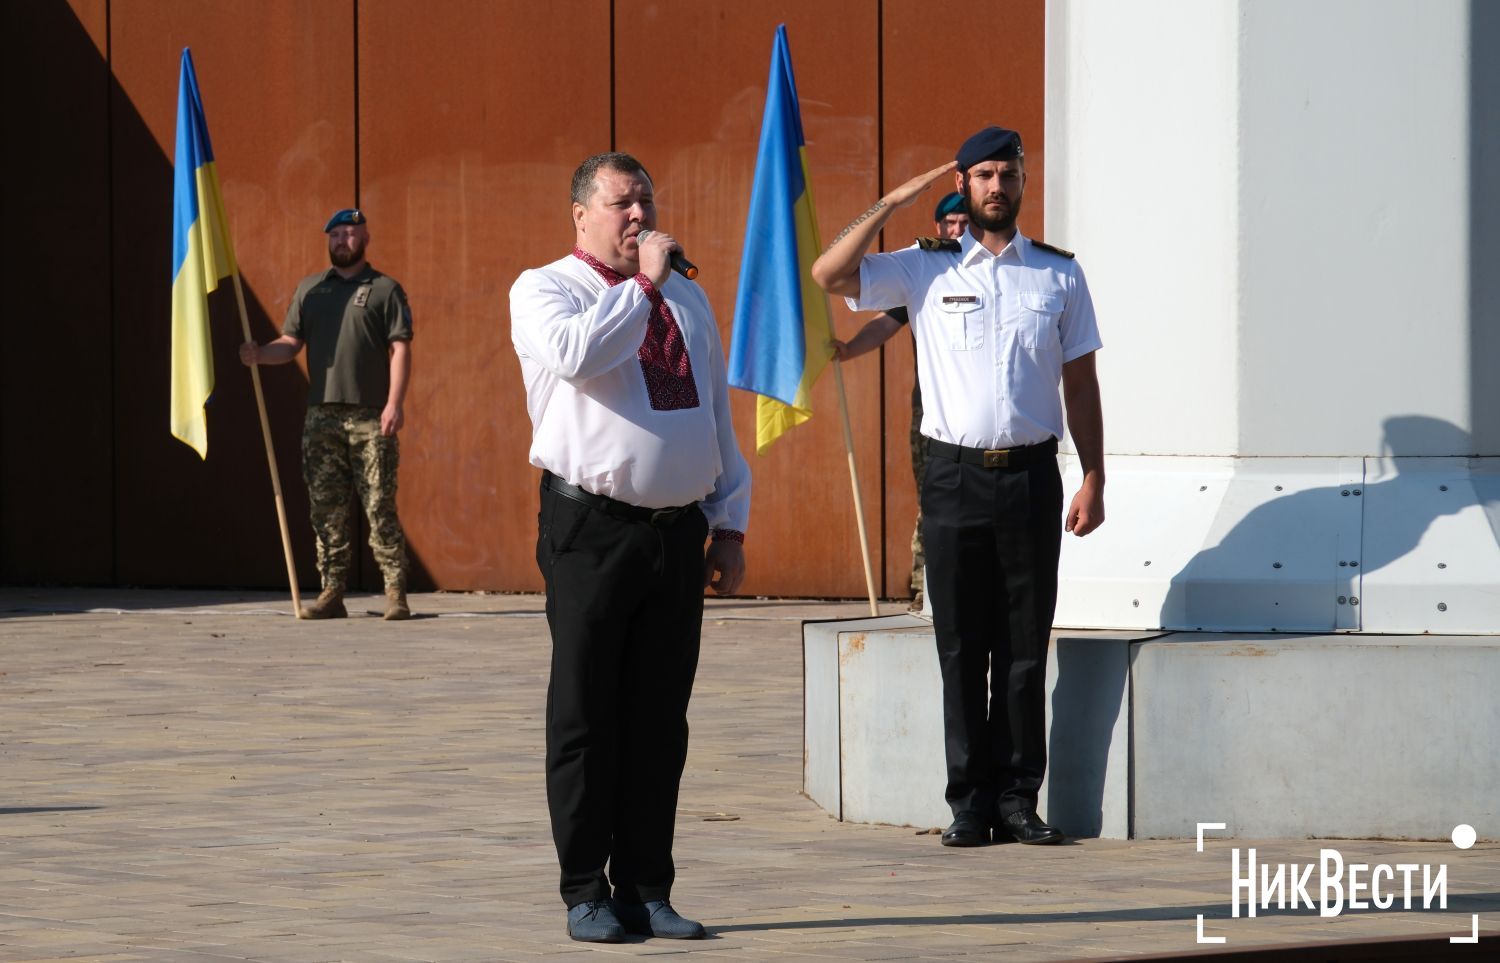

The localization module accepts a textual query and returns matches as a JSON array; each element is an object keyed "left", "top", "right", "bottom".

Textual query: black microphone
[{"left": 636, "top": 229, "right": 699, "bottom": 280}]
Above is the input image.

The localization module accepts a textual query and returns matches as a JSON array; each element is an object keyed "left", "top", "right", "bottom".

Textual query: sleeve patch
[{"left": 916, "top": 236, "right": 961, "bottom": 252}]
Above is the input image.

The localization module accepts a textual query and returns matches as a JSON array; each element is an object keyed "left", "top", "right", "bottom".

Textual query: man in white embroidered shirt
[
  {"left": 812, "top": 126, "right": 1105, "bottom": 851},
  {"left": 509, "top": 152, "right": 750, "bottom": 944}
]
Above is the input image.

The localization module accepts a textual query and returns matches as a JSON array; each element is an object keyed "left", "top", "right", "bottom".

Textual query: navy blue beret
[
  {"left": 955, "top": 126, "right": 1023, "bottom": 170},
  {"left": 933, "top": 192, "right": 965, "bottom": 221},
  {"left": 324, "top": 208, "right": 366, "bottom": 232}
]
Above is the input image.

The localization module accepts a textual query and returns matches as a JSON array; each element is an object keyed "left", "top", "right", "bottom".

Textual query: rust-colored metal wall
[
  {"left": 2, "top": 0, "right": 1046, "bottom": 599},
  {"left": 107, "top": 0, "right": 352, "bottom": 588},
  {"left": 358, "top": 0, "right": 611, "bottom": 593},
  {"left": 2, "top": 0, "right": 112, "bottom": 584}
]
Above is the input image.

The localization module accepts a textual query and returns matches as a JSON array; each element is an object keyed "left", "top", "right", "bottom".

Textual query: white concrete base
[
  {"left": 802, "top": 616, "right": 1143, "bottom": 835},
  {"left": 1055, "top": 454, "right": 1500, "bottom": 635},
  {"left": 804, "top": 618, "right": 1500, "bottom": 840},
  {"left": 802, "top": 615, "right": 948, "bottom": 828}
]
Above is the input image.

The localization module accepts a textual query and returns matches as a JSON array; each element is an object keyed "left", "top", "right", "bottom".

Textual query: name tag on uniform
[
  {"left": 352, "top": 285, "right": 372, "bottom": 307},
  {"left": 942, "top": 294, "right": 979, "bottom": 305}
]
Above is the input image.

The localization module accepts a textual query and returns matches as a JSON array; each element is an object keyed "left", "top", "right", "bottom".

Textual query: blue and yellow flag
[
  {"left": 170, "top": 48, "right": 238, "bottom": 459},
  {"left": 728, "top": 25, "right": 834, "bottom": 455}
]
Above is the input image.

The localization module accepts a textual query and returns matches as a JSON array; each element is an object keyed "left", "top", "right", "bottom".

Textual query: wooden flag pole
[
  {"left": 829, "top": 356, "right": 880, "bottom": 616},
  {"left": 228, "top": 271, "right": 304, "bottom": 617}
]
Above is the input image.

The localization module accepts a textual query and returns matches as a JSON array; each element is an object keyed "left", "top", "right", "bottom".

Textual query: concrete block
[
  {"left": 834, "top": 620, "right": 949, "bottom": 828},
  {"left": 801, "top": 618, "right": 846, "bottom": 818},
  {"left": 805, "top": 618, "right": 1146, "bottom": 837},
  {"left": 1132, "top": 635, "right": 1500, "bottom": 839}
]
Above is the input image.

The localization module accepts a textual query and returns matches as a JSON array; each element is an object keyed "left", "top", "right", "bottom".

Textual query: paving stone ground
[{"left": 1, "top": 588, "right": 1496, "bottom": 962}]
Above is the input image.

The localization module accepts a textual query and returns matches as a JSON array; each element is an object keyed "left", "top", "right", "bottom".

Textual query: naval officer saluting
[{"left": 812, "top": 126, "right": 1105, "bottom": 848}]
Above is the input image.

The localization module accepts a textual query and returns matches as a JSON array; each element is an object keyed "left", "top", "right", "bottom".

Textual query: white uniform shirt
[
  {"left": 510, "top": 253, "right": 751, "bottom": 535},
  {"left": 850, "top": 231, "right": 1102, "bottom": 450}
]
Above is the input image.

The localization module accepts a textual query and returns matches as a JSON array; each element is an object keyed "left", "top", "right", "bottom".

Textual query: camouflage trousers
[
  {"left": 910, "top": 385, "right": 927, "bottom": 596},
  {"left": 302, "top": 404, "right": 407, "bottom": 593}
]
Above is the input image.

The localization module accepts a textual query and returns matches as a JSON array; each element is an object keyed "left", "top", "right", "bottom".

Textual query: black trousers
[
  {"left": 921, "top": 449, "right": 1063, "bottom": 819},
  {"left": 535, "top": 476, "right": 707, "bottom": 907}
]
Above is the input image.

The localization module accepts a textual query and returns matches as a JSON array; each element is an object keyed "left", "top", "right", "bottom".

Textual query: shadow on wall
[
  {"left": 0, "top": 3, "right": 434, "bottom": 594},
  {"left": 1159, "top": 416, "right": 1485, "bottom": 632},
  {"left": 1044, "top": 418, "right": 1494, "bottom": 832},
  {"left": 1045, "top": 636, "right": 1128, "bottom": 838}
]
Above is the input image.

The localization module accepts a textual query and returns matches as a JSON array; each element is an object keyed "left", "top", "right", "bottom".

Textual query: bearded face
[
  {"left": 961, "top": 159, "right": 1025, "bottom": 235},
  {"left": 328, "top": 225, "right": 369, "bottom": 268}
]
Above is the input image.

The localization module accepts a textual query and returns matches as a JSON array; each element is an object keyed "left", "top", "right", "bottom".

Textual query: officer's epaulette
[
  {"left": 1030, "top": 239, "right": 1075, "bottom": 259},
  {"left": 915, "top": 236, "right": 961, "bottom": 252}
]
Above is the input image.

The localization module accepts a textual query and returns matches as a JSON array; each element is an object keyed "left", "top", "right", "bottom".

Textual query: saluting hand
[
  {"left": 885, "top": 161, "right": 959, "bottom": 209},
  {"left": 814, "top": 161, "right": 959, "bottom": 297}
]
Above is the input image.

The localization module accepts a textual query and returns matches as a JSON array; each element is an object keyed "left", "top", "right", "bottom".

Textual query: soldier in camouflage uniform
[
  {"left": 239, "top": 208, "right": 413, "bottom": 620},
  {"left": 829, "top": 192, "right": 968, "bottom": 612}
]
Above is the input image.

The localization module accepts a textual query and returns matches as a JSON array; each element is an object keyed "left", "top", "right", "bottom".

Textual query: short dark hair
[{"left": 571, "top": 152, "right": 653, "bottom": 206}]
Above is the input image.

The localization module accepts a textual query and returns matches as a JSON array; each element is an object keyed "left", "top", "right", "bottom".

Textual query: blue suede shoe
[
  {"left": 566, "top": 899, "right": 625, "bottom": 943},
  {"left": 615, "top": 899, "right": 706, "bottom": 939}
]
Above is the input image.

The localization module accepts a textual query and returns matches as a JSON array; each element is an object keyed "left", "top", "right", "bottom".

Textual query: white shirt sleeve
[
  {"left": 510, "top": 267, "right": 651, "bottom": 382},
  {"left": 845, "top": 251, "right": 920, "bottom": 314},
  {"left": 1059, "top": 261, "right": 1104, "bottom": 363},
  {"left": 697, "top": 320, "right": 752, "bottom": 535}
]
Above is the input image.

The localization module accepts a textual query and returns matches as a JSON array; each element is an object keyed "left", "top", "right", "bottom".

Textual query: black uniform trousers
[
  {"left": 920, "top": 441, "right": 1063, "bottom": 820},
  {"left": 535, "top": 473, "right": 708, "bottom": 907}
]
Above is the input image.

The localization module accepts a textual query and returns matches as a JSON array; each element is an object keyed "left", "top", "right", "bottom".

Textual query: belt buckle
[
  {"left": 983, "top": 448, "right": 1009, "bottom": 468},
  {"left": 650, "top": 507, "right": 681, "bottom": 527}
]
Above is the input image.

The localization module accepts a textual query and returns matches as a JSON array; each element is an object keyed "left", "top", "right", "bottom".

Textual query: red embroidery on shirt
[
  {"left": 572, "top": 248, "right": 700, "bottom": 411},
  {"left": 711, "top": 528, "right": 745, "bottom": 544}
]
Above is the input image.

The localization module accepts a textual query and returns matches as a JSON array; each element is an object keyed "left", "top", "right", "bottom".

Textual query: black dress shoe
[
  {"left": 940, "top": 811, "right": 991, "bottom": 847},
  {"left": 995, "top": 809, "right": 1064, "bottom": 845}
]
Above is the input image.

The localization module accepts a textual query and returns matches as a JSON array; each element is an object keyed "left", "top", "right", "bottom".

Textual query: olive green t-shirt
[{"left": 283, "top": 265, "right": 413, "bottom": 407}]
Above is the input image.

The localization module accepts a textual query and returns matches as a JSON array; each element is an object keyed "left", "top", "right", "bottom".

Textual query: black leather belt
[
  {"left": 926, "top": 437, "right": 1058, "bottom": 469},
  {"left": 542, "top": 471, "right": 694, "bottom": 526}
]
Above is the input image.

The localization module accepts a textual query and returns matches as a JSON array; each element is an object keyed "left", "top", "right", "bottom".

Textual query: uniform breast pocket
[
  {"left": 1018, "top": 291, "right": 1064, "bottom": 349},
  {"left": 935, "top": 296, "right": 984, "bottom": 351}
]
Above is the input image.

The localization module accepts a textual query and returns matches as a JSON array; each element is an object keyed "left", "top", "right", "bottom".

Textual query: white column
[{"left": 1047, "top": 0, "right": 1500, "bottom": 632}]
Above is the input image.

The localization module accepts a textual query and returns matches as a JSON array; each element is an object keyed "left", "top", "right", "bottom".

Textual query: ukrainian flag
[
  {"left": 728, "top": 25, "right": 834, "bottom": 455},
  {"left": 170, "top": 48, "right": 238, "bottom": 459}
]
